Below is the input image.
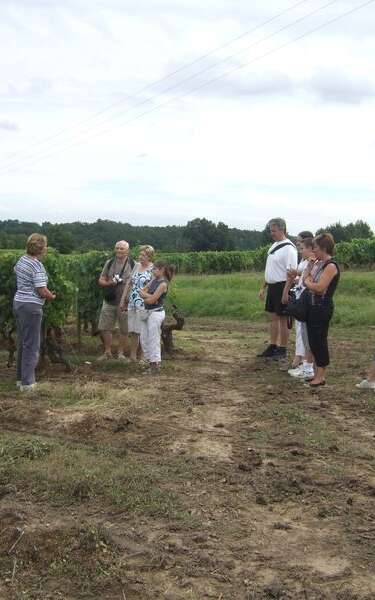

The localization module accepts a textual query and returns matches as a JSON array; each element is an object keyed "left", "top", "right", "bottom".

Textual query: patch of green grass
[
  {"left": 255, "top": 405, "right": 338, "bottom": 451},
  {"left": 0, "top": 433, "right": 186, "bottom": 519},
  {"left": 0, "top": 379, "right": 17, "bottom": 393},
  {"left": 171, "top": 271, "right": 375, "bottom": 325},
  {"left": 0, "top": 436, "right": 54, "bottom": 461}
]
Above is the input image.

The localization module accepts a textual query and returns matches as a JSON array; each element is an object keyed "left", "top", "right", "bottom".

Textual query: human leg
[
  {"left": 147, "top": 311, "right": 165, "bottom": 367},
  {"left": 139, "top": 317, "right": 151, "bottom": 363},
  {"left": 307, "top": 306, "right": 332, "bottom": 384},
  {"left": 279, "top": 316, "right": 290, "bottom": 348},
  {"left": 16, "top": 303, "right": 43, "bottom": 386},
  {"left": 97, "top": 302, "right": 116, "bottom": 357},
  {"left": 13, "top": 302, "right": 23, "bottom": 383},
  {"left": 99, "top": 331, "right": 113, "bottom": 357},
  {"left": 129, "top": 333, "right": 140, "bottom": 361},
  {"left": 293, "top": 321, "right": 304, "bottom": 367},
  {"left": 117, "top": 307, "right": 129, "bottom": 356},
  {"left": 270, "top": 313, "right": 279, "bottom": 346}
]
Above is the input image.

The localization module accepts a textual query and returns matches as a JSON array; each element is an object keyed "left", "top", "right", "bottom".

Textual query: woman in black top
[{"left": 303, "top": 233, "right": 340, "bottom": 387}]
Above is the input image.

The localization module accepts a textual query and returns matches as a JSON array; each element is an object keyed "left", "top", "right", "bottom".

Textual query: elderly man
[
  {"left": 98, "top": 240, "right": 134, "bottom": 360},
  {"left": 258, "top": 218, "right": 298, "bottom": 360}
]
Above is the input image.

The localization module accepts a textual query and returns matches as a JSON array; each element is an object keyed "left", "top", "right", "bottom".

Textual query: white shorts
[{"left": 128, "top": 308, "right": 142, "bottom": 335}]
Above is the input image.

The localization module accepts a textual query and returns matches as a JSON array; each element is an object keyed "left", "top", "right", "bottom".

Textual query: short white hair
[{"left": 115, "top": 240, "right": 129, "bottom": 250}]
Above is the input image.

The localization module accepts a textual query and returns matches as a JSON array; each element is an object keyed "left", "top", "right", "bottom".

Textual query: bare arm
[
  {"left": 304, "top": 264, "right": 338, "bottom": 294},
  {"left": 98, "top": 274, "right": 115, "bottom": 288},
  {"left": 119, "top": 278, "right": 132, "bottom": 309},
  {"left": 258, "top": 280, "right": 268, "bottom": 301},
  {"left": 140, "top": 282, "right": 167, "bottom": 305},
  {"left": 37, "top": 286, "right": 56, "bottom": 301},
  {"left": 281, "top": 278, "right": 294, "bottom": 304}
]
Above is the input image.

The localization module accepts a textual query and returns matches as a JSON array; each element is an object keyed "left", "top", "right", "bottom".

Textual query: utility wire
[
  {"left": 1, "top": 0, "right": 373, "bottom": 175},
  {"left": 0, "top": 0, "right": 314, "bottom": 166},
  {"left": 0, "top": 0, "right": 340, "bottom": 173}
]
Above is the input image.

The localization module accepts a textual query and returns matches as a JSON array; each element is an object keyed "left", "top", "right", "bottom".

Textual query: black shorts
[{"left": 265, "top": 282, "right": 287, "bottom": 316}]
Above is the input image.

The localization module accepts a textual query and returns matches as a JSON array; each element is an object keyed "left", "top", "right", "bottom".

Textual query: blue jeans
[{"left": 13, "top": 301, "right": 43, "bottom": 385}]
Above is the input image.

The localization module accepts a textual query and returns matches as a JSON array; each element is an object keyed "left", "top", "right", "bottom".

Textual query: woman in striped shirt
[{"left": 13, "top": 234, "right": 56, "bottom": 391}]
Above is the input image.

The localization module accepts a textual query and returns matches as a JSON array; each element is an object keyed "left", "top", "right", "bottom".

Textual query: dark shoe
[
  {"left": 271, "top": 347, "right": 287, "bottom": 360},
  {"left": 257, "top": 344, "right": 278, "bottom": 358}
]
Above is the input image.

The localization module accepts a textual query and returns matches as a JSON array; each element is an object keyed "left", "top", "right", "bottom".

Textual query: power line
[
  {"left": 1, "top": 0, "right": 373, "bottom": 175},
  {"left": 0, "top": 0, "right": 341, "bottom": 173},
  {"left": 0, "top": 0, "right": 314, "bottom": 166}
]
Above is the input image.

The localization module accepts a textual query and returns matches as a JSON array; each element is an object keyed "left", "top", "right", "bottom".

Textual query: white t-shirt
[
  {"left": 293, "top": 258, "right": 309, "bottom": 299},
  {"left": 265, "top": 239, "right": 298, "bottom": 284}
]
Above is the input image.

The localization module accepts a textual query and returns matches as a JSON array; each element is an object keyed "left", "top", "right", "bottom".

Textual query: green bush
[{"left": 0, "top": 250, "right": 75, "bottom": 335}]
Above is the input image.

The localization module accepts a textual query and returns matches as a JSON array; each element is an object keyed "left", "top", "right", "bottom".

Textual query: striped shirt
[{"left": 14, "top": 255, "right": 48, "bottom": 305}]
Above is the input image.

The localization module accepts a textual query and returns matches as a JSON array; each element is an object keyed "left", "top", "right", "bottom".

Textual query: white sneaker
[
  {"left": 288, "top": 365, "right": 304, "bottom": 378},
  {"left": 356, "top": 379, "right": 375, "bottom": 390},
  {"left": 16, "top": 380, "right": 22, "bottom": 388},
  {"left": 20, "top": 383, "right": 37, "bottom": 392},
  {"left": 302, "top": 368, "right": 315, "bottom": 380},
  {"left": 97, "top": 353, "right": 113, "bottom": 362}
]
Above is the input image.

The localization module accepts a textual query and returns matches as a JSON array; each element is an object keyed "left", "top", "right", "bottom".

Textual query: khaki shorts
[{"left": 98, "top": 301, "right": 128, "bottom": 335}]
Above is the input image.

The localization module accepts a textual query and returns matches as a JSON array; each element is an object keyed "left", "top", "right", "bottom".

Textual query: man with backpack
[
  {"left": 98, "top": 240, "right": 135, "bottom": 361},
  {"left": 257, "top": 218, "right": 298, "bottom": 360}
]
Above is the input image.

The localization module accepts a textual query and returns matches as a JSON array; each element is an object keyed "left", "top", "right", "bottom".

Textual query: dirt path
[{"left": 1, "top": 320, "right": 375, "bottom": 599}]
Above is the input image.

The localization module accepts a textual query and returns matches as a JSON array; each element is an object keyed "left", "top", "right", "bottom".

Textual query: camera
[{"left": 112, "top": 274, "right": 123, "bottom": 284}]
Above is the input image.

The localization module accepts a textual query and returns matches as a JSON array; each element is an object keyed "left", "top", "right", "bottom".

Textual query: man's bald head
[
  {"left": 115, "top": 240, "right": 129, "bottom": 251},
  {"left": 115, "top": 240, "right": 130, "bottom": 259}
]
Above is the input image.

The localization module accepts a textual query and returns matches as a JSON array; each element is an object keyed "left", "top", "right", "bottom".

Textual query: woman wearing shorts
[{"left": 120, "top": 245, "right": 154, "bottom": 362}]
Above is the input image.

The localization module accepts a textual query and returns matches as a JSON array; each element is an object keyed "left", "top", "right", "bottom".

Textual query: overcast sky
[{"left": 1, "top": 0, "right": 374, "bottom": 234}]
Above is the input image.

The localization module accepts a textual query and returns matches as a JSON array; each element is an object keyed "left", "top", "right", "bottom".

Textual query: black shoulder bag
[
  {"left": 285, "top": 287, "right": 310, "bottom": 322},
  {"left": 284, "top": 259, "right": 339, "bottom": 322}
]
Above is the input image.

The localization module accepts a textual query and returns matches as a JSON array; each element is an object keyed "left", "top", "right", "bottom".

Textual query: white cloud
[{"left": 0, "top": 0, "right": 374, "bottom": 233}]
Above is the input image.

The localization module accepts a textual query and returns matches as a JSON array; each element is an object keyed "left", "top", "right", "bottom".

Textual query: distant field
[{"left": 173, "top": 271, "right": 375, "bottom": 325}]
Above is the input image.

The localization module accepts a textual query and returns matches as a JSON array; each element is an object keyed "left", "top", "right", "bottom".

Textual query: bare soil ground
[{"left": 1, "top": 319, "right": 375, "bottom": 599}]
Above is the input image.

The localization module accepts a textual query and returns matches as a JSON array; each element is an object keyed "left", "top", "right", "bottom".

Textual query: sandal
[{"left": 309, "top": 380, "right": 326, "bottom": 388}]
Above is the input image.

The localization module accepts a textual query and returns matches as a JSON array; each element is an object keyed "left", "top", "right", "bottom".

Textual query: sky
[{"left": 0, "top": 0, "right": 374, "bottom": 235}]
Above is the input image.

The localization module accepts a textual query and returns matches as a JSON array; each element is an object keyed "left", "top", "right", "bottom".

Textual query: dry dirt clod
[
  {"left": 114, "top": 416, "right": 133, "bottom": 432},
  {"left": 72, "top": 480, "right": 92, "bottom": 500},
  {"left": 0, "top": 485, "right": 17, "bottom": 499},
  {"left": 264, "top": 583, "right": 285, "bottom": 598},
  {"left": 238, "top": 462, "right": 253, "bottom": 472},
  {"left": 255, "top": 494, "right": 268, "bottom": 506},
  {"left": 273, "top": 522, "right": 292, "bottom": 531}
]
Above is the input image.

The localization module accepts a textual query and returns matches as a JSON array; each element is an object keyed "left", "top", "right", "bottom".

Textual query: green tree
[
  {"left": 184, "top": 218, "right": 234, "bottom": 251},
  {"left": 316, "top": 220, "right": 373, "bottom": 243}
]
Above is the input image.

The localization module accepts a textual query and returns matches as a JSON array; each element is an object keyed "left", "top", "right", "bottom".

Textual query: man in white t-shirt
[{"left": 257, "top": 218, "right": 298, "bottom": 359}]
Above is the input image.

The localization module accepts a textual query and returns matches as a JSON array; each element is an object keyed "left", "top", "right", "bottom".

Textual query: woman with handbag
[
  {"left": 282, "top": 236, "right": 315, "bottom": 380},
  {"left": 303, "top": 233, "right": 340, "bottom": 388},
  {"left": 119, "top": 245, "right": 154, "bottom": 362}
]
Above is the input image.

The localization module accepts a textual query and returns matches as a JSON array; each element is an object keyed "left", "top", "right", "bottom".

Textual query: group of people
[
  {"left": 257, "top": 218, "right": 340, "bottom": 387},
  {"left": 96, "top": 239, "right": 173, "bottom": 372},
  {"left": 13, "top": 234, "right": 172, "bottom": 391},
  {"left": 11, "top": 222, "right": 374, "bottom": 393}
]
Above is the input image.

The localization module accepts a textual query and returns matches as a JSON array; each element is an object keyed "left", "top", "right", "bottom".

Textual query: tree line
[{"left": 0, "top": 218, "right": 372, "bottom": 254}]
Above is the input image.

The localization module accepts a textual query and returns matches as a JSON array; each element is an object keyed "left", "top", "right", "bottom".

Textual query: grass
[
  {"left": 172, "top": 271, "right": 375, "bottom": 325},
  {"left": 0, "top": 432, "right": 185, "bottom": 518}
]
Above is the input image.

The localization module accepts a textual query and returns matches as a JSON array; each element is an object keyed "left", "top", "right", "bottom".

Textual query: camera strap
[{"left": 108, "top": 257, "right": 128, "bottom": 279}]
